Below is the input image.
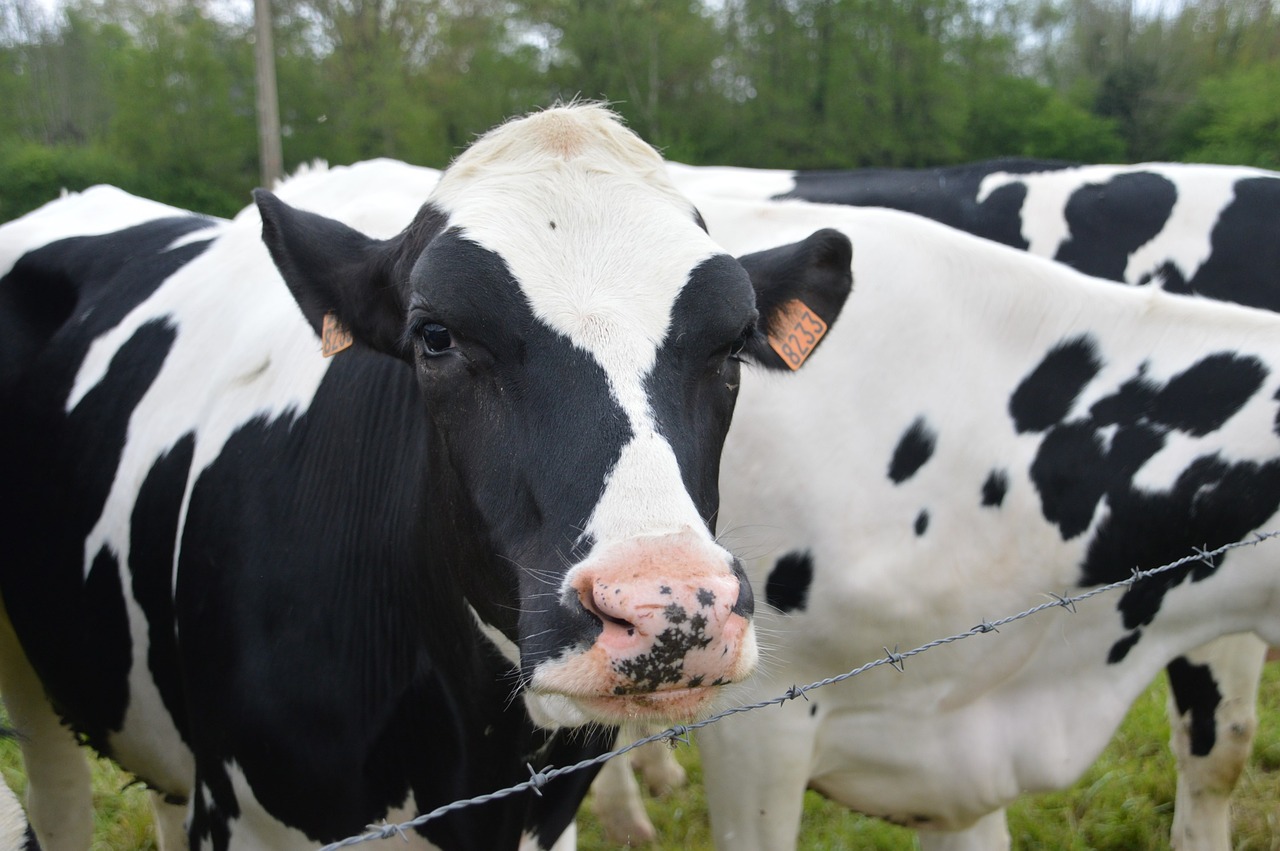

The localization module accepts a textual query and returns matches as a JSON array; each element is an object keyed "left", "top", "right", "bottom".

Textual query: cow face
[{"left": 256, "top": 105, "right": 852, "bottom": 722}]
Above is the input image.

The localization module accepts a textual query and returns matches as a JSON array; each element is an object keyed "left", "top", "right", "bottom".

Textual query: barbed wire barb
[
  {"left": 1047, "top": 591, "right": 1078, "bottom": 613},
  {"left": 317, "top": 530, "right": 1280, "bottom": 850}
]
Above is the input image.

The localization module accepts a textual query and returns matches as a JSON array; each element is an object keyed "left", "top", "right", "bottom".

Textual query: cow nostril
[
  {"left": 577, "top": 584, "right": 638, "bottom": 636},
  {"left": 599, "top": 610, "right": 635, "bottom": 636}
]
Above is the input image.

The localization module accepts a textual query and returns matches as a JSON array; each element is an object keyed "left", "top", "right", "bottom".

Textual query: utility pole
[{"left": 254, "top": 0, "right": 283, "bottom": 188}]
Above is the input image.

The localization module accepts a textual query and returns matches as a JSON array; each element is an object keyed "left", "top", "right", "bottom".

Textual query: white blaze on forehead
[{"left": 431, "top": 106, "right": 725, "bottom": 545}]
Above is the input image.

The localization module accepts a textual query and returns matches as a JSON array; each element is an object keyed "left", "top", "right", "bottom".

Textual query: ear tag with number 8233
[
  {"left": 321, "top": 312, "right": 354, "bottom": 358},
  {"left": 768, "top": 300, "right": 827, "bottom": 370}
]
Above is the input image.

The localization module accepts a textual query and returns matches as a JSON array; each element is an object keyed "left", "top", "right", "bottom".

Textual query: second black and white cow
[
  {"left": 664, "top": 157, "right": 1280, "bottom": 849},
  {"left": 686, "top": 195, "right": 1280, "bottom": 851},
  {"left": 667, "top": 158, "right": 1280, "bottom": 308},
  {"left": 0, "top": 105, "right": 852, "bottom": 849}
]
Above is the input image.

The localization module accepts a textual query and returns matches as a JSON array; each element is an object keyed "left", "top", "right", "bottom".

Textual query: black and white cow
[
  {"left": 667, "top": 158, "right": 1280, "bottom": 309},
  {"left": 0, "top": 105, "right": 853, "bottom": 849},
  {"left": 664, "top": 158, "right": 1280, "bottom": 849},
  {"left": 679, "top": 194, "right": 1280, "bottom": 851}
]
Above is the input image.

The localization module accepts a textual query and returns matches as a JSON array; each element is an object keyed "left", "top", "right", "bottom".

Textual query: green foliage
[
  {"left": 0, "top": 141, "right": 137, "bottom": 220},
  {"left": 0, "top": 0, "right": 1277, "bottom": 223},
  {"left": 964, "top": 74, "right": 1126, "bottom": 162},
  {"left": 1182, "top": 60, "right": 1280, "bottom": 169},
  {"left": 105, "top": 6, "right": 257, "bottom": 215}
]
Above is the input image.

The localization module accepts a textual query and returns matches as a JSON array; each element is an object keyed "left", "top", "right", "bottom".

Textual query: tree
[
  {"left": 1181, "top": 60, "right": 1280, "bottom": 168},
  {"left": 519, "top": 0, "right": 729, "bottom": 159},
  {"left": 963, "top": 74, "right": 1125, "bottom": 161},
  {"left": 106, "top": 2, "right": 257, "bottom": 213}
]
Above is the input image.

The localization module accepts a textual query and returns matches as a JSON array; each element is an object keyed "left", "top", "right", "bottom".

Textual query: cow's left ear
[
  {"left": 254, "top": 189, "right": 412, "bottom": 358},
  {"left": 736, "top": 228, "right": 853, "bottom": 371}
]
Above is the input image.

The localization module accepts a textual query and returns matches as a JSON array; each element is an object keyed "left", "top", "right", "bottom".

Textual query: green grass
[
  {"left": 0, "top": 744, "right": 158, "bottom": 850},
  {"left": 2, "top": 666, "right": 1277, "bottom": 849}
]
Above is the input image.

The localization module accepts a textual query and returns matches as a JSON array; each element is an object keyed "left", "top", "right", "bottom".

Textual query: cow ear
[
  {"left": 736, "top": 228, "right": 853, "bottom": 371},
  {"left": 254, "top": 189, "right": 411, "bottom": 358}
]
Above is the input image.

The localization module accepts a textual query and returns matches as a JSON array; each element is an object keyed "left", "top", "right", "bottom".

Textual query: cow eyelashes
[
  {"left": 418, "top": 322, "right": 455, "bottom": 355},
  {"left": 728, "top": 323, "right": 757, "bottom": 361}
]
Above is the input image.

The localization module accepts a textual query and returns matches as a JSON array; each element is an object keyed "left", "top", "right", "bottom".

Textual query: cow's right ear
[
  {"left": 736, "top": 228, "right": 853, "bottom": 371},
  {"left": 254, "top": 189, "right": 411, "bottom": 358}
]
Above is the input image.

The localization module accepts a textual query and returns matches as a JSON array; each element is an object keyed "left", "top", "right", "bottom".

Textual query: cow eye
[
  {"left": 728, "top": 323, "right": 756, "bottom": 361},
  {"left": 419, "top": 323, "right": 454, "bottom": 355}
]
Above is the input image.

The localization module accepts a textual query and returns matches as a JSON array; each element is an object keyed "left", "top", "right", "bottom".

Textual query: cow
[
  {"left": 659, "top": 194, "right": 1280, "bottom": 851},
  {"left": 666, "top": 157, "right": 1280, "bottom": 308},
  {"left": 0, "top": 104, "right": 854, "bottom": 850},
  {"left": 664, "top": 158, "right": 1280, "bottom": 849}
]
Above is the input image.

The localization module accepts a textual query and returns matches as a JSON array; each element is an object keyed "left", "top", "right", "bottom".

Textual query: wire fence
[{"left": 319, "top": 530, "right": 1280, "bottom": 850}]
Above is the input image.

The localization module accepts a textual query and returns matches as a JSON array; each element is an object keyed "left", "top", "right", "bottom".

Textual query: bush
[
  {"left": 0, "top": 142, "right": 139, "bottom": 221},
  {"left": 964, "top": 75, "right": 1127, "bottom": 163},
  {"left": 1180, "top": 61, "right": 1280, "bottom": 169}
]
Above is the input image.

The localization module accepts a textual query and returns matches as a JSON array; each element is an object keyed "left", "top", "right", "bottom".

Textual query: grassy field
[{"left": 2, "top": 665, "right": 1277, "bottom": 849}]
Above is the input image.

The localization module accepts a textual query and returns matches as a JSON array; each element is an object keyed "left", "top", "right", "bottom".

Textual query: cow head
[{"left": 254, "top": 105, "right": 852, "bottom": 723}]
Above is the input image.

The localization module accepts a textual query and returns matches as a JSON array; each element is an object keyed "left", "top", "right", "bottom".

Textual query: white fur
[
  {"left": 664, "top": 161, "right": 795, "bottom": 201},
  {"left": 273, "top": 159, "right": 441, "bottom": 237},
  {"left": 0, "top": 774, "right": 31, "bottom": 850},
  {"left": 685, "top": 195, "right": 1280, "bottom": 850}
]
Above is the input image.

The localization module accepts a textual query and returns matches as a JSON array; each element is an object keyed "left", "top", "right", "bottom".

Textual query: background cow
[
  {"left": 667, "top": 157, "right": 1280, "bottom": 310},
  {"left": 0, "top": 105, "right": 851, "bottom": 849},
  {"left": 678, "top": 194, "right": 1280, "bottom": 851},
  {"left": 665, "top": 158, "right": 1280, "bottom": 850}
]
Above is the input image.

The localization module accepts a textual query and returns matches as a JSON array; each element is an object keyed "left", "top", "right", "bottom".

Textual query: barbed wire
[{"left": 319, "top": 530, "right": 1280, "bottom": 850}]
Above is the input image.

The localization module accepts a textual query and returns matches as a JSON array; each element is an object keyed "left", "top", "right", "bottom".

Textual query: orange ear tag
[
  {"left": 321, "top": 312, "right": 354, "bottom": 357},
  {"left": 767, "top": 299, "right": 827, "bottom": 370}
]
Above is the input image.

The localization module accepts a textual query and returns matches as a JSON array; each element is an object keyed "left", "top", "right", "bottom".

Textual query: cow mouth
[{"left": 571, "top": 685, "right": 722, "bottom": 722}]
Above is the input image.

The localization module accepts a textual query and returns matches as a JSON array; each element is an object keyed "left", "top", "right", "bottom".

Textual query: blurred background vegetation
[{"left": 1, "top": 0, "right": 1277, "bottom": 221}]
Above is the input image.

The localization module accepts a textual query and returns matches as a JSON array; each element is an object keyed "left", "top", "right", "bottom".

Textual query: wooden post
[{"left": 253, "top": 0, "right": 283, "bottom": 188}]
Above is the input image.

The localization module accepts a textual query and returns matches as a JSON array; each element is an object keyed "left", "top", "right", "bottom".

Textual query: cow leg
[
  {"left": 916, "top": 810, "right": 1011, "bottom": 851},
  {"left": 699, "top": 706, "right": 814, "bottom": 851},
  {"left": 589, "top": 742, "right": 656, "bottom": 845},
  {"left": 589, "top": 719, "right": 687, "bottom": 844},
  {"left": 1167, "top": 633, "right": 1266, "bottom": 851},
  {"left": 0, "top": 605, "right": 93, "bottom": 851},
  {"left": 149, "top": 790, "right": 189, "bottom": 851},
  {"left": 631, "top": 737, "right": 686, "bottom": 797}
]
